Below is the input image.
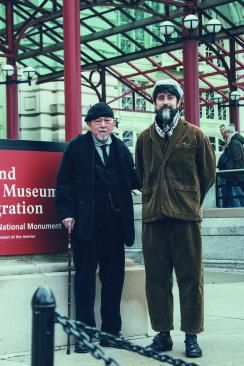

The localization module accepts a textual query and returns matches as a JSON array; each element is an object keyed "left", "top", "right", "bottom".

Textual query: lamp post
[
  {"left": 182, "top": 14, "right": 199, "bottom": 125},
  {"left": 229, "top": 91, "right": 241, "bottom": 131},
  {"left": 160, "top": 15, "right": 222, "bottom": 126},
  {"left": 214, "top": 90, "right": 243, "bottom": 131},
  {"left": 63, "top": 0, "right": 81, "bottom": 141}
]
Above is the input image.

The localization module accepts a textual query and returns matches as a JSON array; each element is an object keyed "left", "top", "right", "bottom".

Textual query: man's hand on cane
[{"left": 62, "top": 217, "right": 75, "bottom": 233}]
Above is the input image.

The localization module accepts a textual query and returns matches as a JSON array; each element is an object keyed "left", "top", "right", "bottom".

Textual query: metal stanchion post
[{"left": 31, "top": 286, "right": 56, "bottom": 366}]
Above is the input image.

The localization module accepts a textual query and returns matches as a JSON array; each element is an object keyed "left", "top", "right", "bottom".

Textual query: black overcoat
[
  {"left": 55, "top": 132, "right": 137, "bottom": 246},
  {"left": 225, "top": 138, "right": 244, "bottom": 185}
]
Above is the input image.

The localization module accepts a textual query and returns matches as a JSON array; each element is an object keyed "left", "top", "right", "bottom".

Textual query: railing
[
  {"left": 216, "top": 169, "right": 244, "bottom": 208},
  {"left": 31, "top": 286, "right": 198, "bottom": 366}
]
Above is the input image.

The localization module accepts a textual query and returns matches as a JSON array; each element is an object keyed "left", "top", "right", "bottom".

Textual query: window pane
[{"left": 123, "top": 130, "right": 133, "bottom": 147}]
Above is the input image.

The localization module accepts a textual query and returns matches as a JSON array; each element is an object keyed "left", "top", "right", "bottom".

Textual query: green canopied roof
[{"left": 0, "top": 0, "right": 243, "bottom": 105}]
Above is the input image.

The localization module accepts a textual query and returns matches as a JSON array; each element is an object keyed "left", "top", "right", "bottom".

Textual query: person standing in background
[{"left": 224, "top": 125, "right": 244, "bottom": 207}]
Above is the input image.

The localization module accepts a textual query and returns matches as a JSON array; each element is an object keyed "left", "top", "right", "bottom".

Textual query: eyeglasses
[{"left": 93, "top": 118, "right": 114, "bottom": 125}]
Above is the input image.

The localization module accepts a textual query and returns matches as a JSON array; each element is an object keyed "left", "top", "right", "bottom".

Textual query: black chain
[{"left": 55, "top": 313, "right": 198, "bottom": 366}]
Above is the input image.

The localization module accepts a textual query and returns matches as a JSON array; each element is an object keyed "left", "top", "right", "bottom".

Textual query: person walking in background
[
  {"left": 219, "top": 123, "right": 244, "bottom": 149},
  {"left": 228, "top": 123, "right": 244, "bottom": 145},
  {"left": 224, "top": 125, "right": 244, "bottom": 207},
  {"left": 217, "top": 125, "right": 229, "bottom": 207},
  {"left": 135, "top": 79, "right": 216, "bottom": 358},
  {"left": 217, "top": 145, "right": 229, "bottom": 207},
  {"left": 55, "top": 102, "right": 137, "bottom": 353},
  {"left": 219, "top": 124, "right": 227, "bottom": 143}
]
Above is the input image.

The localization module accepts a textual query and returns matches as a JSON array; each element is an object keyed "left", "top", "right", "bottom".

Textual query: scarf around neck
[{"left": 154, "top": 112, "right": 180, "bottom": 139}]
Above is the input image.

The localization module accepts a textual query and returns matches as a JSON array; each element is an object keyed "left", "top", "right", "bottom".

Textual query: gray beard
[
  {"left": 161, "top": 108, "right": 171, "bottom": 122},
  {"left": 155, "top": 106, "right": 178, "bottom": 128}
]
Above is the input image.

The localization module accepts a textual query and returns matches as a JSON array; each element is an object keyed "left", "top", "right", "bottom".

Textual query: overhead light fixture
[
  {"left": 183, "top": 14, "right": 199, "bottom": 31},
  {"left": 213, "top": 93, "right": 224, "bottom": 104},
  {"left": 229, "top": 90, "right": 241, "bottom": 102},
  {"left": 206, "top": 19, "right": 222, "bottom": 34},
  {"left": 160, "top": 15, "right": 222, "bottom": 44},
  {"left": 0, "top": 64, "right": 36, "bottom": 86},
  {"left": 214, "top": 90, "right": 243, "bottom": 107},
  {"left": 160, "top": 21, "right": 175, "bottom": 35}
]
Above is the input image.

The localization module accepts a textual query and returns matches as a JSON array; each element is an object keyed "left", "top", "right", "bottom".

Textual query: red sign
[{"left": 0, "top": 140, "right": 66, "bottom": 255}]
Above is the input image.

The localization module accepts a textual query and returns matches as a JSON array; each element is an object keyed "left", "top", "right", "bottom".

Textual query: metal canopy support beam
[
  {"left": 63, "top": 0, "right": 81, "bottom": 141},
  {"left": 6, "top": 1, "right": 18, "bottom": 139},
  {"left": 6, "top": 81, "right": 18, "bottom": 139},
  {"left": 101, "top": 67, "right": 106, "bottom": 102},
  {"left": 183, "top": 3, "right": 199, "bottom": 126},
  {"left": 17, "top": 13, "right": 180, "bottom": 61},
  {"left": 0, "top": 0, "right": 241, "bottom": 135},
  {"left": 183, "top": 39, "right": 200, "bottom": 125}
]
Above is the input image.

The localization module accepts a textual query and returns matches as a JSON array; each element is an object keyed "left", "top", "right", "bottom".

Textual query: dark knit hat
[
  {"left": 152, "top": 79, "right": 183, "bottom": 103},
  {"left": 85, "top": 102, "right": 114, "bottom": 122}
]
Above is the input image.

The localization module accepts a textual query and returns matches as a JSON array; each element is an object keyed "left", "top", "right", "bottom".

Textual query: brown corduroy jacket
[{"left": 135, "top": 118, "right": 216, "bottom": 222}]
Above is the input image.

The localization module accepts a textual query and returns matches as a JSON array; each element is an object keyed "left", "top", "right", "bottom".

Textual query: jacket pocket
[
  {"left": 171, "top": 145, "right": 196, "bottom": 163},
  {"left": 169, "top": 146, "right": 196, "bottom": 183},
  {"left": 169, "top": 183, "right": 200, "bottom": 216},
  {"left": 142, "top": 186, "right": 160, "bottom": 218}
]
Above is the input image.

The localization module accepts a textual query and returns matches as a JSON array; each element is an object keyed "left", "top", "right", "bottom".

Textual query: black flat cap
[{"left": 85, "top": 102, "right": 114, "bottom": 122}]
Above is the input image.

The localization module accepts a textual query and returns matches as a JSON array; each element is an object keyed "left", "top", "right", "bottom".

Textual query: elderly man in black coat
[{"left": 55, "top": 102, "right": 137, "bottom": 353}]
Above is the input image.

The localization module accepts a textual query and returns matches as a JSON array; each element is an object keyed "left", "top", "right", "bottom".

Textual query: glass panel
[
  {"left": 218, "top": 105, "right": 227, "bottom": 120},
  {"left": 0, "top": 4, "right": 5, "bottom": 31},
  {"left": 136, "top": 81, "right": 147, "bottom": 111},
  {"left": 206, "top": 91, "right": 215, "bottom": 119},
  {"left": 0, "top": 0, "right": 239, "bottom": 87},
  {"left": 122, "top": 131, "right": 134, "bottom": 147},
  {"left": 121, "top": 85, "right": 133, "bottom": 111}
]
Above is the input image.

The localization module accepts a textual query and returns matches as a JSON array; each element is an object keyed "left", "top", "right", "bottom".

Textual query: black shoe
[
  {"left": 74, "top": 342, "right": 89, "bottom": 353},
  {"left": 147, "top": 332, "right": 173, "bottom": 352},
  {"left": 100, "top": 332, "right": 123, "bottom": 348},
  {"left": 185, "top": 335, "right": 202, "bottom": 358}
]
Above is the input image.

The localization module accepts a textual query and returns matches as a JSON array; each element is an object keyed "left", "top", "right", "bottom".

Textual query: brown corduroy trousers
[{"left": 142, "top": 218, "right": 204, "bottom": 335}]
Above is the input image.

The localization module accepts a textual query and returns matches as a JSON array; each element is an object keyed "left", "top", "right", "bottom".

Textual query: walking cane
[{"left": 66, "top": 227, "right": 72, "bottom": 355}]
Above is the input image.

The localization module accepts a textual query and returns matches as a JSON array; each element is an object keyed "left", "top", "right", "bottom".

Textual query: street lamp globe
[
  {"left": 1, "top": 64, "right": 15, "bottom": 77},
  {"left": 160, "top": 21, "right": 175, "bottom": 36},
  {"left": 206, "top": 19, "right": 222, "bottom": 34},
  {"left": 229, "top": 90, "right": 241, "bottom": 101},
  {"left": 183, "top": 14, "right": 199, "bottom": 30},
  {"left": 23, "top": 66, "right": 36, "bottom": 79},
  {"left": 213, "top": 93, "right": 223, "bottom": 104}
]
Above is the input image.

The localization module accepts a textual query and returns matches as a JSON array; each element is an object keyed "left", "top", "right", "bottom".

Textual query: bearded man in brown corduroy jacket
[{"left": 135, "top": 79, "right": 216, "bottom": 358}]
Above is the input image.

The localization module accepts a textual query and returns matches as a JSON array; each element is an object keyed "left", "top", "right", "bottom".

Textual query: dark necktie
[{"left": 100, "top": 144, "right": 109, "bottom": 166}]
